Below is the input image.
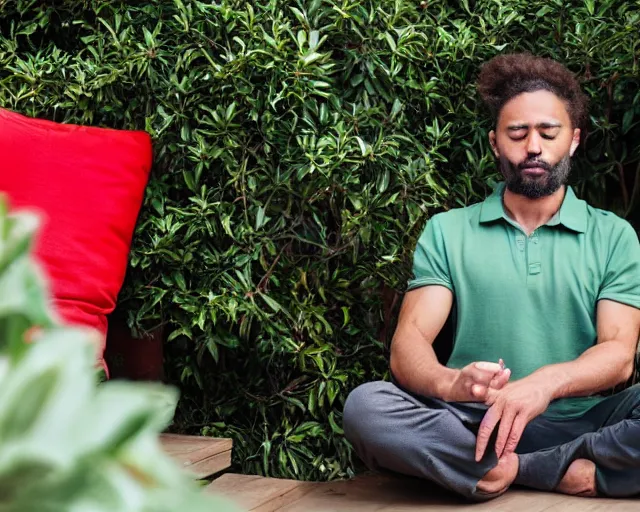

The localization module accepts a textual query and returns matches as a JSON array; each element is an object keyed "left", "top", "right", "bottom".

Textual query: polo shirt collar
[
  {"left": 479, "top": 183, "right": 505, "bottom": 224},
  {"left": 479, "top": 182, "right": 587, "bottom": 233}
]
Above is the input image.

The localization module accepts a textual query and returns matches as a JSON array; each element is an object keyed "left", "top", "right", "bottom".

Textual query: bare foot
[
  {"left": 477, "top": 452, "right": 519, "bottom": 495},
  {"left": 556, "top": 459, "right": 597, "bottom": 497}
]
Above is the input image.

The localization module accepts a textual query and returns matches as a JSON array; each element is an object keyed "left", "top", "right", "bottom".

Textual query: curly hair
[{"left": 477, "top": 53, "right": 589, "bottom": 129}]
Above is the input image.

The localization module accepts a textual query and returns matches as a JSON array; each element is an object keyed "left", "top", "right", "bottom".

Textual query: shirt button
[{"left": 529, "top": 263, "right": 541, "bottom": 275}]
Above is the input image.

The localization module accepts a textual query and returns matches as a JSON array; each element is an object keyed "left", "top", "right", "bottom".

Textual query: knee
[
  {"left": 623, "top": 384, "right": 640, "bottom": 419},
  {"left": 343, "top": 381, "right": 396, "bottom": 440}
]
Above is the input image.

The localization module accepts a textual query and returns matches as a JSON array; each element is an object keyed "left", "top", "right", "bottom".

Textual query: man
[{"left": 343, "top": 53, "right": 640, "bottom": 500}]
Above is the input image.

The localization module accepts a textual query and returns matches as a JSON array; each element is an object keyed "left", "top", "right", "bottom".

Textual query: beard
[{"left": 500, "top": 154, "right": 571, "bottom": 199}]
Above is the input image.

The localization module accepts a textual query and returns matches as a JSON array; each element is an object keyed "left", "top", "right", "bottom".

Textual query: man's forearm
[
  {"left": 390, "top": 337, "right": 458, "bottom": 400},
  {"left": 529, "top": 340, "right": 635, "bottom": 400},
  {"left": 389, "top": 286, "right": 459, "bottom": 400}
]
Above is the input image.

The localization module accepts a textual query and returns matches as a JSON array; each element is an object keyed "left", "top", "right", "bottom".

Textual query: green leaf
[
  {"left": 327, "top": 380, "right": 338, "bottom": 406},
  {"left": 290, "top": 7, "right": 306, "bottom": 25},
  {"left": 278, "top": 447, "right": 287, "bottom": 470},
  {"left": 328, "top": 411, "right": 344, "bottom": 434},
  {"left": 206, "top": 338, "right": 219, "bottom": 363},
  {"left": 225, "top": 102, "right": 237, "bottom": 121},
  {"left": 383, "top": 32, "right": 396, "bottom": 52},
  {"left": 259, "top": 293, "right": 282, "bottom": 312},
  {"left": 355, "top": 136, "right": 368, "bottom": 156},
  {"left": 256, "top": 205, "right": 267, "bottom": 229},
  {"left": 301, "top": 52, "right": 323, "bottom": 66},
  {"left": 307, "top": 388, "right": 317, "bottom": 416},
  {"left": 309, "top": 30, "right": 320, "bottom": 50},
  {"left": 341, "top": 306, "right": 350, "bottom": 327},
  {"left": 183, "top": 170, "right": 196, "bottom": 191},
  {"left": 287, "top": 450, "right": 300, "bottom": 475},
  {"left": 585, "top": 0, "right": 595, "bottom": 15},
  {"left": 622, "top": 109, "right": 635, "bottom": 134},
  {"left": 376, "top": 170, "right": 390, "bottom": 193},
  {"left": 283, "top": 396, "right": 306, "bottom": 412},
  {"left": 535, "top": 5, "right": 554, "bottom": 16},
  {"left": 0, "top": 197, "right": 233, "bottom": 510},
  {"left": 262, "top": 440, "right": 272, "bottom": 474},
  {"left": 390, "top": 98, "right": 402, "bottom": 119}
]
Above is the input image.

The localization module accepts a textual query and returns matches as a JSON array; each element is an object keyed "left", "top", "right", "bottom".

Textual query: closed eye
[{"left": 508, "top": 128, "right": 527, "bottom": 141}]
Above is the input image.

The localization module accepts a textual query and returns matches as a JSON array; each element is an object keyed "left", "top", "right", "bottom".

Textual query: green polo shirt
[{"left": 409, "top": 182, "right": 640, "bottom": 418}]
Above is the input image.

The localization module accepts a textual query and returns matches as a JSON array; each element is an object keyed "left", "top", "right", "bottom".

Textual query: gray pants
[{"left": 343, "top": 381, "right": 640, "bottom": 501}]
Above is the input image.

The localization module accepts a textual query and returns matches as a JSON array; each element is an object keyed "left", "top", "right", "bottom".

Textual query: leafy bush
[
  {"left": 0, "top": 197, "right": 237, "bottom": 511},
  {"left": 1, "top": 0, "right": 638, "bottom": 480}
]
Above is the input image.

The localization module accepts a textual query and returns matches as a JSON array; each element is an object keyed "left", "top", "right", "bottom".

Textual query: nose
[{"left": 526, "top": 131, "right": 542, "bottom": 157}]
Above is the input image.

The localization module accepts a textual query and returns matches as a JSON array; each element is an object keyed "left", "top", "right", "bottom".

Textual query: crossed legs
[{"left": 343, "top": 381, "right": 640, "bottom": 500}]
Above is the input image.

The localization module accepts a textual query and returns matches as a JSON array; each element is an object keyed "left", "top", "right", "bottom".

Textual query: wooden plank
[
  {"left": 278, "top": 473, "right": 484, "bottom": 512},
  {"left": 279, "top": 476, "right": 640, "bottom": 512},
  {"left": 160, "top": 434, "right": 232, "bottom": 479},
  {"left": 189, "top": 451, "right": 232, "bottom": 480},
  {"left": 208, "top": 473, "right": 640, "bottom": 512},
  {"left": 541, "top": 496, "right": 640, "bottom": 512},
  {"left": 207, "top": 474, "right": 314, "bottom": 512}
]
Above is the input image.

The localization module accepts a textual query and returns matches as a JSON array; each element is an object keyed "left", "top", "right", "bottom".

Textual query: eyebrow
[{"left": 507, "top": 122, "right": 563, "bottom": 130}]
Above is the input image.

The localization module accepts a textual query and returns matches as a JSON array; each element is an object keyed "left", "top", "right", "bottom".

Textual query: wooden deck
[
  {"left": 208, "top": 473, "right": 639, "bottom": 511},
  {"left": 159, "top": 433, "right": 232, "bottom": 479},
  {"left": 161, "top": 435, "right": 638, "bottom": 511}
]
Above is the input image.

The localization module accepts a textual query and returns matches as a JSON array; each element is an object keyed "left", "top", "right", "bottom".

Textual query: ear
[
  {"left": 489, "top": 130, "right": 500, "bottom": 158},
  {"left": 569, "top": 128, "right": 581, "bottom": 156}
]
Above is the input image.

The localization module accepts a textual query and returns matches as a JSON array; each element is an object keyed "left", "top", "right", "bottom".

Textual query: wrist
[
  {"left": 529, "top": 366, "right": 566, "bottom": 401},
  {"left": 437, "top": 367, "right": 461, "bottom": 402}
]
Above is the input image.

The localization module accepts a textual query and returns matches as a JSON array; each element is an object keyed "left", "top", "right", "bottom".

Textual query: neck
[{"left": 503, "top": 185, "right": 566, "bottom": 235}]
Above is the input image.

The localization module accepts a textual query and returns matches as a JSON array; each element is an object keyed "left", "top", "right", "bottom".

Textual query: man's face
[{"left": 489, "top": 89, "right": 581, "bottom": 199}]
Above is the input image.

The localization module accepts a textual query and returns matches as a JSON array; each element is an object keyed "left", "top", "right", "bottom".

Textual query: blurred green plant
[
  {"left": 0, "top": 0, "right": 638, "bottom": 481},
  {"left": 0, "top": 197, "right": 237, "bottom": 511}
]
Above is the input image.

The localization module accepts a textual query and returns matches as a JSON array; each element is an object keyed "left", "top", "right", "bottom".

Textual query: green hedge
[{"left": 1, "top": 0, "right": 639, "bottom": 480}]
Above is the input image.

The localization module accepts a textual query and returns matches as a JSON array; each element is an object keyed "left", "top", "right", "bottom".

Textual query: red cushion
[{"left": 0, "top": 108, "right": 152, "bottom": 374}]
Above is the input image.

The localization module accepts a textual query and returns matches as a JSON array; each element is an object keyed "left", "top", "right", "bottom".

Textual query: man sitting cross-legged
[{"left": 343, "top": 52, "right": 640, "bottom": 501}]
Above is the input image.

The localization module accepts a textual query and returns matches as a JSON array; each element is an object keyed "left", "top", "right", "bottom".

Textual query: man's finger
[
  {"left": 484, "top": 386, "right": 498, "bottom": 406},
  {"left": 489, "top": 368, "right": 511, "bottom": 389},
  {"left": 503, "top": 414, "right": 528, "bottom": 455},
  {"left": 474, "top": 361, "right": 503, "bottom": 373},
  {"left": 469, "top": 363, "right": 503, "bottom": 386},
  {"left": 494, "top": 407, "right": 517, "bottom": 458},
  {"left": 471, "top": 383, "right": 487, "bottom": 399},
  {"left": 475, "top": 404, "right": 502, "bottom": 462}
]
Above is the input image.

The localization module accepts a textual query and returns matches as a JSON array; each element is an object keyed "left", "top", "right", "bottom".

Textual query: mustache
[{"left": 518, "top": 159, "right": 551, "bottom": 171}]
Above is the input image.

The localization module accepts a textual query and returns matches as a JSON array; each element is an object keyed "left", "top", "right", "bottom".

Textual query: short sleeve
[
  {"left": 597, "top": 222, "right": 640, "bottom": 309},
  {"left": 407, "top": 215, "right": 453, "bottom": 292}
]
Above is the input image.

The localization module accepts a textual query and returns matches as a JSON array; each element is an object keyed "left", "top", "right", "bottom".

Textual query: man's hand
[
  {"left": 474, "top": 376, "right": 553, "bottom": 461},
  {"left": 446, "top": 360, "right": 511, "bottom": 403}
]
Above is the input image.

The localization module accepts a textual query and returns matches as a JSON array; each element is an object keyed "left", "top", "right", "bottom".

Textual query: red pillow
[{"left": 0, "top": 108, "right": 152, "bottom": 375}]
